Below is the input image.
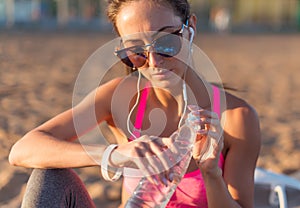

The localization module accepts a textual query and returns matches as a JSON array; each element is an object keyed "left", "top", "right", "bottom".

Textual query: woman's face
[{"left": 116, "top": 0, "right": 191, "bottom": 89}]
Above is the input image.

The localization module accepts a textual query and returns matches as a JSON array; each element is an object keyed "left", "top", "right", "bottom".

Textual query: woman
[{"left": 9, "top": 0, "right": 261, "bottom": 207}]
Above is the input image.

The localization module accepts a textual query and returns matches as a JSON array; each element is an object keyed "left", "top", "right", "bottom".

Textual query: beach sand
[{"left": 0, "top": 31, "right": 300, "bottom": 207}]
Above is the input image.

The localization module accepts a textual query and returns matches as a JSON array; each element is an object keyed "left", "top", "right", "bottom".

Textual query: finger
[
  {"left": 134, "top": 153, "right": 167, "bottom": 186},
  {"left": 135, "top": 147, "right": 173, "bottom": 186},
  {"left": 187, "top": 113, "right": 203, "bottom": 124},
  {"left": 138, "top": 141, "right": 169, "bottom": 174},
  {"left": 209, "top": 135, "right": 224, "bottom": 160},
  {"left": 187, "top": 112, "right": 220, "bottom": 131},
  {"left": 186, "top": 114, "right": 203, "bottom": 131},
  {"left": 147, "top": 137, "right": 177, "bottom": 172},
  {"left": 132, "top": 138, "right": 177, "bottom": 185},
  {"left": 207, "top": 131, "right": 223, "bottom": 144},
  {"left": 200, "top": 119, "right": 221, "bottom": 132},
  {"left": 166, "top": 132, "right": 180, "bottom": 154},
  {"left": 173, "top": 126, "right": 195, "bottom": 152},
  {"left": 198, "top": 136, "right": 220, "bottom": 162},
  {"left": 187, "top": 105, "right": 202, "bottom": 112},
  {"left": 200, "top": 117, "right": 221, "bottom": 126},
  {"left": 151, "top": 136, "right": 174, "bottom": 148},
  {"left": 145, "top": 153, "right": 164, "bottom": 174},
  {"left": 194, "top": 109, "right": 219, "bottom": 119},
  {"left": 143, "top": 137, "right": 179, "bottom": 184},
  {"left": 188, "top": 119, "right": 207, "bottom": 130},
  {"left": 157, "top": 127, "right": 194, "bottom": 172}
]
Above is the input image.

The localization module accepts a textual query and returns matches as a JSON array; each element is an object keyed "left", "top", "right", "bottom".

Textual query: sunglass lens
[
  {"left": 116, "top": 51, "right": 133, "bottom": 68},
  {"left": 117, "top": 48, "right": 147, "bottom": 68},
  {"left": 116, "top": 32, "right": 182, "bottom": 68},
  {"left": 154, "top": 34, "right": 181, "bottom": 57}
]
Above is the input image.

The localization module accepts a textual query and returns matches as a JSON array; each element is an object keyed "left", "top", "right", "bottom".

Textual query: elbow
[
  {"left": 8, "top": 133, "right": 34, "bottom": 167},
  {"left": 8, "top": 142, "right": 23, "bottom": 166},
  {"left": 8, "top": 131, "right": 50, "bottom": 168}
]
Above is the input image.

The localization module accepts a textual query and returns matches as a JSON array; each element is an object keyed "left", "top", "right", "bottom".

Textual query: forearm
[
  {"left": 9, "top": 131, "right": 106, "bottom": 169},
  {"left": 202, "top": 169, "right": 241, "bottom": 208}
]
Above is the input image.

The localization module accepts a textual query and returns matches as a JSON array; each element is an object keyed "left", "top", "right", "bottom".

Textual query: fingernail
[
  {"left": 169, "top": 173, "right": 174, "bottom": 181},
  {"left": 197, "top": 129, "right": 207, "bottom": 134},
  {"left": 162, "top": 177, "right": 168, "bottom": 187}
]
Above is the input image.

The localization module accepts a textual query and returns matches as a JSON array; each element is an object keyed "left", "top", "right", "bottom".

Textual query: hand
[
  {"left": 109, "top": 134, "right": 182, "bottom": 185},
  {"left": 187, "top": 105, "right": 224, "bottom": 176}
]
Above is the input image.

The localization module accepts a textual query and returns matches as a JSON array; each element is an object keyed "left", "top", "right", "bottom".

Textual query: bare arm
[
  {"left": 203, "top": 104, "right": 261, "bottom": 207},
  {"left": 9, "top": 110, "right": 106, "bottom": 168},
  {"left": 9, "top": 78, "right": 122, "bottom": 169}
]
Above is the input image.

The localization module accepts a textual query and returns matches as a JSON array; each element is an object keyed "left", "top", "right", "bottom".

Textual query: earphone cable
[{"left": 127, "top": 70, "right": 142, "bottom": 139}]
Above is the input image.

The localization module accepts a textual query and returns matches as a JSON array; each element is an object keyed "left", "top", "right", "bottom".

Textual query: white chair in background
[{"left": 254, "top": 168, "right": 300, "bottom": 208}]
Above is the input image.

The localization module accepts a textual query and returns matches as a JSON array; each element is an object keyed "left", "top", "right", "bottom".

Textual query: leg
[{"left": 21, "top": 169, "right": 95, "bottom": 208}]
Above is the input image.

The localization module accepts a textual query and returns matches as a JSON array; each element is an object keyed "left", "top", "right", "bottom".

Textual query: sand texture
[{"left": 0, "top": 31, "right": 300, "bottom": 207}]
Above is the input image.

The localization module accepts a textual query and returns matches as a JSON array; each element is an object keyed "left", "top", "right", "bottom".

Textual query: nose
[{"left": 147, "top": 50, "right": 163, "bottom": 68}]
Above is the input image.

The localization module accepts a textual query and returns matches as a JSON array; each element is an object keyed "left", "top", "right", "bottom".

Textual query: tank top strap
[
  {"left": 129, "top": 82, "right": 151, "bottom": 141},
  {"left": 129, "top": 84, "right": 221, "bottom": 140},
  {"left": 212, "top": 85, "right": 225, "bottom": 170},
  {"left": 212, "top": 85, "right": 221, "bottom": 118}
]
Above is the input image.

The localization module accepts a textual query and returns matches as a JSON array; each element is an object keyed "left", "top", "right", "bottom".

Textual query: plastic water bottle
[
  {"left": 186, "top": 105, "right": 220, "bottom": 163},
  {"left": 125, "top": 124, "right": 196, "bottom": 208}
]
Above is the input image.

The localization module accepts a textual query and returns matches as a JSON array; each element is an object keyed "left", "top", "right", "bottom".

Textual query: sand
[{"left": 0, "top": 31, "right": 300, "bottom": 207}]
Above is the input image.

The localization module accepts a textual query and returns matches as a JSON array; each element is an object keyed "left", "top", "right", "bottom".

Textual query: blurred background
[
  {"left": 0, "top": 0, "right": 300, "bottom": 207},
  {"left": 0, "top": 0, "right": 299, "bottom": 32}
]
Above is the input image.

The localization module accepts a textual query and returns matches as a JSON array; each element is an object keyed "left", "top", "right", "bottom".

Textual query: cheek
[{"left": 171, "top": 59, "right": 187, "bottom": 74}]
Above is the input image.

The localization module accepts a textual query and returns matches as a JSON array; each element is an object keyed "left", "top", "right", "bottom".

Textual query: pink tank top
[{"left": 124, "top": 85, "right": 224, "bottom": 207}]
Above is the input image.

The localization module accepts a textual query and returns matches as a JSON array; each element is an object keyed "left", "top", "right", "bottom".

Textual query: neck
[
  {"left": 151, "top": 80, "right": 186, "bottom": 117},
  {"left": 185, "top": 68, "right": 211, "bottom": 108}
]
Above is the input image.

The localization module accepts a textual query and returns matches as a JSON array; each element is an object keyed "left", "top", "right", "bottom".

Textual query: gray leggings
[{"left": 21, "top": 169, "right": 95, "bottom": 208}]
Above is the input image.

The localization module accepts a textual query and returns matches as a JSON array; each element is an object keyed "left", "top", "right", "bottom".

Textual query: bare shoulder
[
  {"left": 99, "top": 75, "right": 139, "bottom": 90},
  {"left": 94, "top": 75, "right": 140, "bottom": 121},
  {"left": 224, "top": 92, "right": 260, "bottom": 130},
  {"left": 95, "top": 76, "right": 138, "bottom": 99},
  {"left": 222, "top": 91, "right": 261, "bottom": 153}
]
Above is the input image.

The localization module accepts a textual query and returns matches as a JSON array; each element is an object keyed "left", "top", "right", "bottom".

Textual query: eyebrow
[
  {"left": 157, "top": 25, "right": 179, "bottom": 33},
  {"left": 122, "top": 25, "right": 180, "bottom": 44}
]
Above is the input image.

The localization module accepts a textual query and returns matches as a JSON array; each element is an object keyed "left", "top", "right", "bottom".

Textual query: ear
[{"left": 188, "top": 14, "right": 197, "bottom": 37}]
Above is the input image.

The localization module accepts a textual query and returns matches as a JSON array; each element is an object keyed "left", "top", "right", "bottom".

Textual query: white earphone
[
  {"left": 127, "top": 26, "right": 195, "bottom": 137},
  {"left": 189, "top": 27, "right": 194, "bottom": 43}
]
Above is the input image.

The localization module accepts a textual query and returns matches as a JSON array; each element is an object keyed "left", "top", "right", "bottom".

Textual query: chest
[{"left": 107, "top": 102, "right": 182, "bottom": 144}]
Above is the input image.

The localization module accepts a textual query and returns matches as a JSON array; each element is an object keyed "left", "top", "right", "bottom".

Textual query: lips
[
  {"left": 152, "top": 69, "right": 173, "bottom": 76},
  {"left": 151, "top": 70, "right": 174, "bottom": 81}
]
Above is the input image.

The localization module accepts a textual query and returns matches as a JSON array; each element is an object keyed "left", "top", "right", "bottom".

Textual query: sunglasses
[{"left": 114, "top": 24, "right": 187, "bottom": 68}]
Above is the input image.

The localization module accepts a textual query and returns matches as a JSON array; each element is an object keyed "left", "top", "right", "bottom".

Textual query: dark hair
[{"left": 106, "top": 0, "right": 190, "bottom": 35}]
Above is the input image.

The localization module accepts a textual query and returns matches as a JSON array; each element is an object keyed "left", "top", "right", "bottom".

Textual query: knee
[
  {"left": 29, "top": 169, "right": 76, "bottom": 188},
  {"left": 31, "top": 168, "right": 72, "bottom": 177},
  {"left": 22, "top": 169, "right": 72, "bottom": 207},
  {"left": 22, "top": 169, "right": 94, "bottom": 208},
  {"left": 32, "top": 168, "right": 77, "bottom": 177}
]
